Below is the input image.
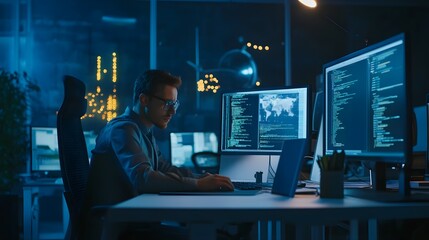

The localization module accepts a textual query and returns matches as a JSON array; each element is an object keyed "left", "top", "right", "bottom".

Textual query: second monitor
[{"left": 221, "top": 86, "right": 310, "bottom": 154}]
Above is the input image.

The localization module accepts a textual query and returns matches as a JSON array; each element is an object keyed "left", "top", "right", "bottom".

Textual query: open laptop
[
  {"left": 271, "top": 138, "right": 312, "bottom": 197},
  {"left": 161, "top": 138, "right": 310, "bottom": 196},
  {"left": 307, "top": 119, "right": 370, "bottom": 189}
]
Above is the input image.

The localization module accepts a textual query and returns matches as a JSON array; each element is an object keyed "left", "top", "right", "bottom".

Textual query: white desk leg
[
  {"left": 268, "top": 221, "right": 272, "bottom": 239},
  {"left": 349, "top": 220, "right": 359, "bottom": 240},
  {"left": 23, "top": 187, "right": 32, "bottom": 240},
  {"left": 310, "top": 225, "right": 324, "bottom": 240},
  {"left": 23, "top": 186, "right": 40, "bottom": 240},
  {"left": 274, "top": 220, "right": 282, "bottom": 240},
  {"left": 32, "top": 195, "right": 39, "bottom": 240},
  {"left": 257, "top": 221, "right": 283, "bottom": 240},
  {"left": 368, "top": 219, "right": 378, "bottom": 240}
]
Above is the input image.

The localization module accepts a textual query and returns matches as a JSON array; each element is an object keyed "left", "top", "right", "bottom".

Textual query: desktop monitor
[
  {"left": 426, "top": 94, "right": 429, "bottom": 179},
  {"left": 412, "top": 106, "right": 427, "bottom": 170},
  {"left": 323, "top": 33, "right": 412, "bottom": 194},
  {"left": 218, "top": 86, "right": 309, "bottom": 183},
  {"left": 220, "top": 86, "right": 309, "bottom": 155},
  {"left": 170, "top": 132, "right": 218, "bottom": 168},
  {"left": 31, "top": 126, "right": 97, "bottom": 177},
  {"left": 312, "top": 91, "right": 324, "bottom": 133}
]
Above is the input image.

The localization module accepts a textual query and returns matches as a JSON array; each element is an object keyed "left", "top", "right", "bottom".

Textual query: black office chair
[
  {"left": 191, "top": 151, "right": 220, "bottom": 174},
  {"left": 57, "top": 75, "right": 91, "bottom": 240},
  {"left": 57, "top": 75, "right": 144, "bottom": 239}
]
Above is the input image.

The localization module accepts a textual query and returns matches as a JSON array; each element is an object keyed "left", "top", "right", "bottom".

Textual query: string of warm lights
[
  {"left": 83, "top": 52, "right": 118, "bottom": 122},
  {"left": 106, "top": 52, "right": 118, "bottom": 121},
  {"left": 197, "top": 73, "right": 221, "bottom": 93},
  {"left": 246, "top": 42, "right": 270, "bottom": 51}
]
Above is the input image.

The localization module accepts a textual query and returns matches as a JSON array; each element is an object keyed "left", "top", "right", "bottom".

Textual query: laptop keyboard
[{"left": 232, "top": 181, "right": 263, "bottom": 190}]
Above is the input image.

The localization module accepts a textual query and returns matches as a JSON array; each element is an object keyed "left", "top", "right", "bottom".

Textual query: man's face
[{"left": 145, "top": 85, "right": 178, "bottom": 129}]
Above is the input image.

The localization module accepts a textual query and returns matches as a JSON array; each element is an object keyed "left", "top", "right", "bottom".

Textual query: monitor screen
[
  {"left": 31, "top": 127, "right": 60, "bottom": 172},
  {"left": 170, "top": 132, "right": 218, "bottom": 167},
  {"left": 31, "top": 127, "right": 97, "bottom": 174},
  {"left": 426, "top": 94, "right": 429, "bottom": 177},
  {"left": 220, "top": 87, "right": 309, "bottom": 154},
  {"left": 324, "top": 33, "right": 411, "bottom": 164},
  {"left": 413, "top": 106, "right": 427, "bottom": 153}
]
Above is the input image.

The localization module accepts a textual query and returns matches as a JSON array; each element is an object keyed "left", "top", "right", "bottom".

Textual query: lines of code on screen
[{"left": 222, "top": 88, "right": 307, "bottom": 153}]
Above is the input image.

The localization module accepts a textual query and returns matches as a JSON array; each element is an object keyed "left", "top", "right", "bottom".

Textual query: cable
[{"left": 267, "top": 155, "right": 276, "bottom": 183}]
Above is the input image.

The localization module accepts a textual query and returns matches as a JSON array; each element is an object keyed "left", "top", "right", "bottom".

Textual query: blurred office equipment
[
  {"left": 31, "top": 127, "right": 97, "bottom": 179},
  {"left": 31, "top": 127, "right": 61, "bottom": 178},
  {"left": 191, "top": 151, "right": 220, "bottom": 174},
  {"left": 169, "top": 131, "right": 218, "bottom": 169}
]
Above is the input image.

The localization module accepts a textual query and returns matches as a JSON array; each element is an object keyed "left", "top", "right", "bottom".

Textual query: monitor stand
[{"left": 345, "top": 162, "right": 429, "bottom": 202}]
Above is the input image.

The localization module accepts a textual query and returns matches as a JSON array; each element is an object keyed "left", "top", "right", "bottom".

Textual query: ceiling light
[{"left": 298, "top": 0, "right": 317, "bottom": 8}]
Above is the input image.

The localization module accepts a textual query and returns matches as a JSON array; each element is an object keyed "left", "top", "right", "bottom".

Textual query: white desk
[
  {"left": 104, "top": 191, "right": 429, "bottom": 240},
  {"left": 23, "top": 181, "right": 69, "bottom": 240}
]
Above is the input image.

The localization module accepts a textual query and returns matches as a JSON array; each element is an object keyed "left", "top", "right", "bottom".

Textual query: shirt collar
[{"left": 125, "top": 106, "right": 152, "bottom": 136}]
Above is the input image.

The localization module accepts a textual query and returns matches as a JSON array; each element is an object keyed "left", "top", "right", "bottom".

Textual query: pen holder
[{"left": 320, "top": 170, "right": 344, "bottom": 199}]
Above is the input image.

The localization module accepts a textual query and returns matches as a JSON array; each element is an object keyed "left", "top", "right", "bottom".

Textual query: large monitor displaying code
[
  {"left": 324, "top": 33, "right": 411, "bottom": 163},
  {"left": 221, "top": 87, "right": 309, "bottom": 154}
]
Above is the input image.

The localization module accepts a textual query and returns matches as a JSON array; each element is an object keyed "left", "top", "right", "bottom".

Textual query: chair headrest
[{"left": 59, "top": 75, "right": 87, "bottom": 117}]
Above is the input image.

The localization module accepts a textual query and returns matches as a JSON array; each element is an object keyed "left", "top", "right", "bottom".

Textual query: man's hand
[{"left": 197, "top": 174, "right": 234, "bottom": 191}]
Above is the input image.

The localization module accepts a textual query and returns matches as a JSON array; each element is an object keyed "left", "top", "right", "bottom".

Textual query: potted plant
[{"left": 0, "top": 69, "right": 39, "bottom": 239}]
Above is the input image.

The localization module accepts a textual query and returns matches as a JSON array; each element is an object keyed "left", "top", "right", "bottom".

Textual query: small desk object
[
  {"left": 104, "top": 192, "right": 429, "bottom": 240},
  {"left": 23, "top": 180, "right": 69, "bottom": 240}
]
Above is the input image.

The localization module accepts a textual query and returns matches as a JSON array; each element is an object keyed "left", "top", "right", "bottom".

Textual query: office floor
[{"left": 20, "top": 219, "right": 429, "bottom": 240}]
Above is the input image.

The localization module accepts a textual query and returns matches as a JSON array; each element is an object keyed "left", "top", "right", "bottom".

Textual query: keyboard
[{"left": 232, "top": 181, "right": 263, "bottom": 190}]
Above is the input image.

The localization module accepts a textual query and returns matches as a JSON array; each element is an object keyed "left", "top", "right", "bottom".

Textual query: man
[
  {"left": 82, "top": 70, "right": 251, "bottom": 239},
  {"left": 91, "top": 69, "right": 234, "bottom": 194},
  {"left": 83, "top": 70, "right": 239, "bottom": 239}
]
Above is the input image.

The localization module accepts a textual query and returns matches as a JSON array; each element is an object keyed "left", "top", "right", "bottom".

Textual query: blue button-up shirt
[{"left": 91, "top": 107, "right": 198, "bottom": 193}]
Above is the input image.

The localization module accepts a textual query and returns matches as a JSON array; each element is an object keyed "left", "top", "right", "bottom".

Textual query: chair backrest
[
  {"left": 57, "top": 75, "right": 89, "bottom": 239},
  {"left": 191, "top": 151, "right": 220, "bottom": 174}
]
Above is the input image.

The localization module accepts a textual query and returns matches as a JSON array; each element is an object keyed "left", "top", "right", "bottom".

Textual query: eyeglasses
[{"left": 149, "top": 95, "right": 180, "bottom": 111}]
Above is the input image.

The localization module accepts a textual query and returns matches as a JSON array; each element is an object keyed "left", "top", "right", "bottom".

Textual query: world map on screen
[{"left": 259, "top": 94, "right": 298, "bottom": 122}]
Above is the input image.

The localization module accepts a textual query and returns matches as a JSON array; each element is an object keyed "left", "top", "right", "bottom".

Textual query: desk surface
[
  {"left": 23, "top": 179, "right": 64, "bottom": 187},
  {"left": 106, "top": 191, "right": 429, "bottom": 225}
]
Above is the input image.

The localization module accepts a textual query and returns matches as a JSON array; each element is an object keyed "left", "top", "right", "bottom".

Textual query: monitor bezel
[
  {"left": 323, "top": 32, "right": 413, "bottom": 165},
  {"left": 220, "top": 85, "right": 311, "bottom": 155}
]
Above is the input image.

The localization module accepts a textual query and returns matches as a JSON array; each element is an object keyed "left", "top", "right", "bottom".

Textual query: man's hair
[{"left": 133, "top": 70, "right": 182, "bottom": 104}]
